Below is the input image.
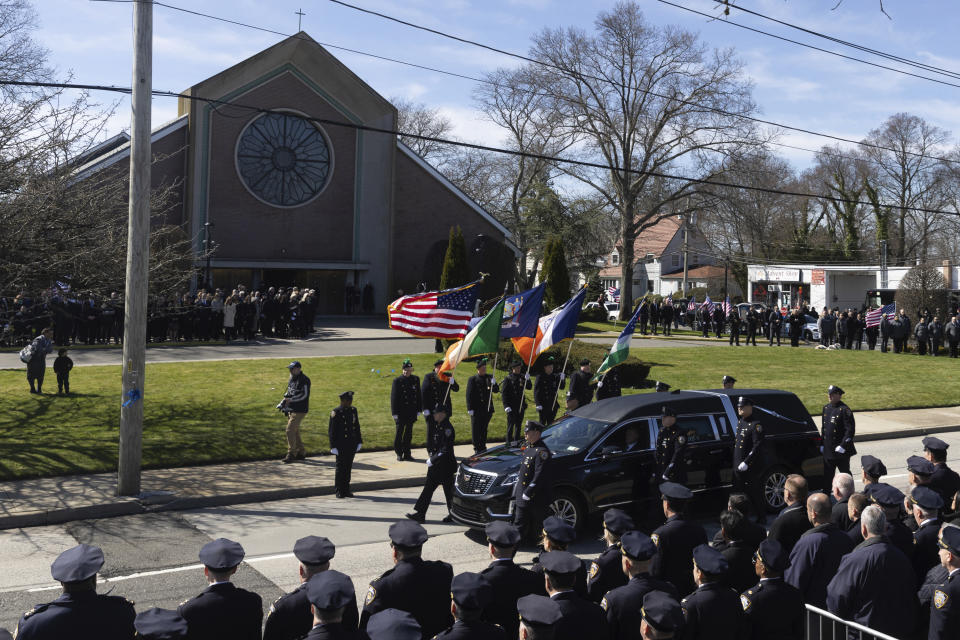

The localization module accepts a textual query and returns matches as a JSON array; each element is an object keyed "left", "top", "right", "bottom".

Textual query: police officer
[
  {"left": 911, "top": 486, "right": 945, "bottom": 585},
  {"left": 925, "top": 436, "right": 960, "bottom": 512},
  {"left": 783, "top": 493, "right": 852, "bottom": 609},
  {"left": 480, "top": 522, "right": 542, "bottom": 639},
  {"left": 739, "top": 539, "right": 804, "bottom": 640},
  {"left": 516, "top": 595, "right": 562, "bottom": 640},
  {"left": 360, "top": 521, "right": 454, "bottom": 638},
  {"left": 870, "top": 484, "right": 915, "bottom": 560},
  {"left": 366, "top": 609, "right": 421, "bottom": 640},
  {"left": 722, "top": 375, "right": 735, "bottom": 389},
  {"left": 655, "top": 407, "right": 686, "bottom": 483},
  {"left": 280, "top": 360, "right": 311, "bottom": 463},
  {"left": 466, "top": 358, "right": 499, "bottom": 454},
  {"left": 329, "top": 391, "right": 362, "bottom": 499},
  {"left": 681, "top": 545, "right": 746, "bottom": 640},
  {"left": 407, "top": 407, "right": 457, "bottom": 524},
  {"left": 501, "top": 360, "right": 532, "bottom": 445},
  {"left": 14, "top": 544, "right": 135, "bottom": 640},
  {"left": 651, "top": 483, "right": 708, "bottom": 598},
  {"left": 264, "top": 536, "right": 359, "bottom": 640},
  {"left": 860, "top": 454, "right": 888, "bottom": 500},
  {"left": 733, "top": 397, "right": 764, "bottom": 509},
  {"left": 587, "top": 509, "right": 635, "bottom": 603},
  {"left": 302, "top": 570, "right": 357, "bottom": 639},
  {"left": 513, "top": 421, "right": 553, "bottom": 544},
  {"left": 534, "top": 356, "right": 565, "bottom": 426},
  {"left": 727, "top": 309, "right": 741, "bottom": 346},
  {"left": 134, "top": 608, "right": 188, "bottom": 640},
  {"left": 745, "top": 309, "right": 759, "bottom": 346},
  {"left": 929, "top": 525, "right": 960, "bottom": 640},
  {"left": 422, "top": 359, "right": 460, "bottom": 447},
  {"left": 566, "top": 359, "right": 594, "bottom": 410},
  {"left": 391, "top": 359, "right": 422, "bottom": 461},
  {"left": 178, "top": 538, "right": 263, "bottom": 639},
  {"left": 541, "top": 551, "right": 606, "bottom": 640},
  {"left": 767, "top": 308, "right": 782, "bottom": 346},
  {"left": 595, "top": 367, "right": 622, "bottom": 401},
  {"left": 821, "top": 385, "right": 855, "bottom": 481},
  {"left": 639, "top": 592, "right": 685, "bottom": 640},
  {"left": 531, "top": 517, "right": 588, "bottom": 599},
  {"left": 432, "top": 572, "right": 506, "bottom": 639}
]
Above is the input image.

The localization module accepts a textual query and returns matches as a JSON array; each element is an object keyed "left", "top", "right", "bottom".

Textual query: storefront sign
[
  {"left": 811, "top": 269, "right": 825, "bottom": 285},
  {"left": 748, "top": 267, "right": 801, "bottom": 282}
]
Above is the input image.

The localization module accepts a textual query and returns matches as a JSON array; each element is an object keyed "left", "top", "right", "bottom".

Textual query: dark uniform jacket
[
  {"left": 767, "top": 504, "right": 812, "bottom": 554},
  {"left": 566, "top": 370, "right": 593, "bottom": 407},
  {"left": 946, "top": 320, "right": 960, "bottom": 343},
  {"left": 284, "top": 372, "right": 311, "bottom": 413},
  {"left": 514, "top": 439, "right": 551, "bottom": 502},
  {"left": 422, "top": 372, "right": 459, "bottom": 416},
  {"left": 550, "top": 590, "right": 606, "bottom": 640},
  {"left": 587, "top": 544, "right": 628, "bottom": 603},
  {"left": 784, "top": 523, "right": 853, "bottom": 608},
  {"left": 360, "top": 557, "right": 454, "bottom": 638},
  {"left": 428, "top": 418, "right": 456, "bottom": 466},
  {"left": 930, "top": 463, "right": 960, "bottom": 509},
  {"left": 913, "top": 518, "right": 943, "bottom": 585},
  {"left": 885, "top": 519, "right": 915, "bottom": 561},
  {"left": 595, "top": 368, "right": 622, "bottom": 401},
  {"left": 391, "top": 374, "right": 422, "bottom": 421},
  {"left": 329, "top": 406, "right": 362, "bottom": 451},
  {"left": 655, "top": 424, "right": 687, "bottom": 482},
  {"left": 601, "top": 573, "right": 679, "bottom": 640},
  {"left": 14, "top": 591, "right": 136, "bottom": 640},
  {"left": 178, "top": 581, "right": 264, "bottom": 640},
  {"left": 825, "top": 536, "right": 917, "bottom": 640},
  {"left": 681, "top": 582, "right": 747, "bottom": 640},
  {"left": 722, "top": 540, "right": 759, "bottom": 595},
  {"left": 739, "top": 577, "right": 804, "bottom": 640},
  {"left": 263, "top": 582, "right": 359, "bottom": 640},
  {"left": 651, "top": 515, "right": 708, "bottom": 598},
  {"left": 821, "top": 400, "right": 855, "bottom": 460},
  {"left": 431, "top": 619, "right": 507, "bottom": 639},
  {"left": 534, "top": 372, "right": 564, "bottom": 410},
  {"left": 466, "top": 374, "right": 498, "bottom": 416},
  {"left": 733, "top": 416, "right": 764, "bottom": 469},
  {"left": 500, "top": 372, "right": 530, "bottom": 412},
  {"left": 303, "top": 622, "right": 355, "bottom": 639},
  {"left": 480, "top": 559, "right": 542, "bottom": 639},
  {"left": 929, "top": 569, "right": 960, "bottom": 640},
  {"left": 831, "top": 498, "right": 852, "bottom": 531}
]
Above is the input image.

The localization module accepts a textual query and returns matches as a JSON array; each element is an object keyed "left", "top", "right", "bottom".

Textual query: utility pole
[
  {"left": 681, "top": 217, "right": 690, "bottom": 297},
  {"left": 880, "top": 239, "right": 888, "bottom": 289},
  {"left": 118, "top": 0, "right": 152, "bottom": 496}
]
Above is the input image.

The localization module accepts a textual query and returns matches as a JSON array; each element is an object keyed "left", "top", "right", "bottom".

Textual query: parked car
[
  {"left": 605, "top": 302, "right": 619, "bottom": 322},
  {"left": 779, "top": 314, "right": 820, "bottom": 341},
  {"left": 450, "top": 389, "right": 824, "bottom": 531}
]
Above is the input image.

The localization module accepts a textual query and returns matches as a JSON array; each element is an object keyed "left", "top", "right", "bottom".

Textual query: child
[{"left": 53, "top": 348, "right": 73, "bottom": 395}]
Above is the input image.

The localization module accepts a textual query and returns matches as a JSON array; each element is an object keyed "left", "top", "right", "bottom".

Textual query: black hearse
[{"left": 450, "top": 389, "right": 824, "bottom": 530}]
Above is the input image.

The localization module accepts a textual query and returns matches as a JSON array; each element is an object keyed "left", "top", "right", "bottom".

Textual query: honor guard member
[
  {"left": 422, "top": 359, "right": 460, "bottom": 447},
  {"left": 501, "top": 360, "right": 532, "bottom": 445},
  {"left": 433, "top": 572, "right": 507, "bottom": 639},
  {"left": 178, "top": 538, "right": 263, "bottom": 640},
  {"left": 656, "top": 407, "right": 686, "bottom": 483},
  {"left": 870, "top": 484, "right": 915, "bottom": 560},
  {"left": 480, "top": 522, "right": 542, "bottom": 639},
  {"left": 911, "top": 486, "right": 945, "bottom": 585},
  {"left": 924, "top": 436, "right": 960, "bottom": 511},
  {"left": 655, "top": 381, "right": 671, "bottom": 393},
  {"left": 541, "top": 552, "right": 606, "bottom": 640},
  {"left": 587, "top": 509, "right": 636, "bottom": 603},
  {"left": 566, "top": 359, "right": 594, "bottom": 410},
  {"left": 407, "top": 408, "right": 457, "bottom": 523},
  {"left": 534, "top": 356, "right": 565, "bottom": 426},
  {"left": 859, "top": 455, "right": 888, "bottom": 500},
  {"left": 682, "top": 545, "right": 747, "bottom": 640},
  {"left": 513, "top": 421, "right": 553, "bottom": 544},
  {"left": 264, "top": 536, "right": 359, "bottom": 640},
  {"left": 640, "top": 592, "right": 685, "bottom": 640},
  {"left": 595, "top": 367, "right": 622, "bottom": 401},
  {"left": 329, "top": 391, "right": 362, "bottom": 499},
  {"left": 366, "top": 609, "right": 421, "bottom": 640},
  {"left": 14, "top": 544, "right": 135, "bottom": 640},
  {"left": 134, "top": 608, "right": 188, "bottom": 640},
  {"left": 466, "top": 358, "right": 499, "bottom": 454},
  {"left": 391, "top": 359, "right": 422, "bottom": 461},
  {"left": 651, "top": 483, "right": 708, "bottom": 598},
  {"left": 733, "top": 397, "right": 764, "bottom": 505},
  {"left": 821, "top": 385, "right": 856, "bottom": 480},
  {"left": 516, "top": 595, "right": 562, "bottom": 640},
  {"left": 531, "top": 517, "right": 588, "bottom": 598},
  {"left": 303, "top": 570, "right": 357, "bottom": 639},
  {"left": 360, "top": 521, "right": 454, "bottom": 638},
  {"left": 722, "top": 375, "right": 736, "bottom": 389},
  {"left": 930, "top": 525, "right": 960, "bottom": 640},
  {"left": 740, "top": 539, "right": 804, "bottom": 640},
  {"left": 600, "top": 531, "right": 678, "bottom": 640}
]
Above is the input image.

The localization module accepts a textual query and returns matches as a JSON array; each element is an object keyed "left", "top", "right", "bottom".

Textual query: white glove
[
  {"left": 661, "top": 475, "right": 670, "bottom": 482},
  {"left": 536, "top": 405, "right": 543, "bottom": 411},
  {"left": 559, "top": 373, "right": 565, "bottom": 381},
  {"left": 505, "top": 407, "right": 512, "bottom": 413},
  {"left": 819, "top": 446, "right": 824, "bottom": 454},
  {"left": 521, "top": 493, "right": 531, "bottom": 501},
  {"left": 524, "top": 373, "right": 530, "bottom": 381},
  {"left": 468, "top": 410, "right": 474, "bottom": 416},
  {"left": 597, "top": 381, "right": 603, "bottom": 388},
  {"left": 356, "top": 443, "right": 362, "bottom": 452},
  {"left": 392, "top": 415, "right": 399, "bottom": 420},
  {"left": 737, "top": 462, "right": 748, "bottom": 472},
  {"left": 835, "top": 446, "right": 845, "bottom": 454},
  {"left": 426, "top": 458, "right": 433, "bottom": 467},
  {"left": 331, "top": 448, "right": 339, "bottom": 456},
  {"left": 422, "top": 409, "right": 430, "bottom": 416},
  {"left": 449, "top": 376, "right": 455, "bottom": 384}
]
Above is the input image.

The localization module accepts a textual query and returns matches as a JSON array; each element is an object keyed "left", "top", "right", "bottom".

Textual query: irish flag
[
  {"left": 593, "top": 302, "right": 642, "bottom": 380},
  {"left": 438, "top": 298, "right": 505, "bottom": 381}
]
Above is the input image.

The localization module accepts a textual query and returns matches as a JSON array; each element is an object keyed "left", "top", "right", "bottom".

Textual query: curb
[{"left": 856, "top": 424, "right": 960, "bottom": 443}]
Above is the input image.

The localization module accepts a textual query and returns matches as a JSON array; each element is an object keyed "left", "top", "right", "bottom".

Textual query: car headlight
[{"left": 501, "top": 472, "right": 518, "bottom": 487}]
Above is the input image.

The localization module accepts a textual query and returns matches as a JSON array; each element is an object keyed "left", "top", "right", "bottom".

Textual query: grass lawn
[{"left": 1, "top": 346, "right": 958, "bottom": 480}]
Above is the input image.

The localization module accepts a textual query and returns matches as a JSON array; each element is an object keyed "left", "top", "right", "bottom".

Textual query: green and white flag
[
  {"left": 438, "top": 297, "right": 505, "bottom": 380},
  {"left": 593, "top": 300, "right": 643, "bottom": 380}
]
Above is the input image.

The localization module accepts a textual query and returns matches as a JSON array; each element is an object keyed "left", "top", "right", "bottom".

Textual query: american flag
[
  {"left": 687, "top": 297, "right": 697, "bottom": 311},
  {"left": 865, "top": 302, "right": 896, "bottom": 328},
  {"left": 703, "top": 295, "right": 715, "bottom": 314},
  {"left": 664, "top": 295, "right": 673, "bottom": 307},
  {"left": 722, "top": 295, "right": 733, "bottom": 315},
  {"left": 387, "top": 281, "right": 480, "bottom": 339},
  {"left": 607, "top": 286, "right": 620, "bottom": 303}
]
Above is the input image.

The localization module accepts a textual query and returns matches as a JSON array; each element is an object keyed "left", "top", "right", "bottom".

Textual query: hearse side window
[
  {"left": 715, "top": 414, "right": 731, "bottom": 437},
  {"left": 598, "top": 419, "right": 652, "bottom": 452},
  {"left": 675, "top": 415, "right": 717, "bottom": 444}
]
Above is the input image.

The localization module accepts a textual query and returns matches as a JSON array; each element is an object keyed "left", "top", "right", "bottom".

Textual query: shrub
[{"left": 579, "top": 306, "right": 607, "bottom": 322}]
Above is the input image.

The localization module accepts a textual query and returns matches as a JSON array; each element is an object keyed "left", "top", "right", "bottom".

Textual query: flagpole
[
  {"left": 486, "top": 351, "right": 498, "bottom": 413},
  {"left": 553, "top": 339, "right": 575, "bottom": 411},
  {"left": 519, "top": 338, "right": 535, "bottom": 413}
]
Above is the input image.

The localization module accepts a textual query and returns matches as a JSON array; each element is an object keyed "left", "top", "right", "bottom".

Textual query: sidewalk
[{"left": 2, "top": 406, "right": 958, "bottom": 530}]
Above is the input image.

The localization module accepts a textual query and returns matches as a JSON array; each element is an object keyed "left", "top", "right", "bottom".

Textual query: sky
[{"left": 28, "top": 0, "right": 960, "bottom": 171}]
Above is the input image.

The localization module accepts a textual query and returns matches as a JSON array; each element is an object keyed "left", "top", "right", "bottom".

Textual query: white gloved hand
[
  {"left": 426, "top": 458, "right": 433, "bottom": 467},
  {"left": 521, "top": 493, "right": 531, "bottom": 501},
  {"left": 468, "top": 410, "right": 474, "bottom": 416},
  {"left": 356, "top": 443, "right": 362, "bottom": 452},
  {"left": 661, "top": 475, "right": 670, "bottom": 482},
  {"left": 737, "top": 462, "right": 748, "bottom": 472},
  {"left": 331, "top": 448, "right": 339, "bottom": 456},
  {"left": 505, "top": 407, "right": 512, "bottom": 413},
  {"left": 449, "top": 376, "right": 455, "bottom": 384},
  {"left": 835, "top": 446, "right": 845, "bottom": 454},
  {"left": 560, "top": 373, "right": 566, "bottom": 381},
  {"left": 524, "top": 373, "right": 531, "bottom": 381},
  {"left": 597, "top": 381, "right": 603, "bottom": 388},
  {"left": 392, "top": 415, "right": 399, "bottom": 421},
  {"left": 422, "top": 409, "right": 430, "bottom": 416},
  {"left": 819, "top": 446, "right": 824, "bottom": 454},
  {"left": 536, "top": 405, "right": 543, "bottom": 411}
]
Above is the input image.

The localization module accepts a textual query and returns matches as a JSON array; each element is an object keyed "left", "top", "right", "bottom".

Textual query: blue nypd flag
[{"left": 500, "top": 283, "right": 546, "bottom": 338}]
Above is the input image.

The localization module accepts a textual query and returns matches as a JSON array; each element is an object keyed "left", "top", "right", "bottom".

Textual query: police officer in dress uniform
[
  {"left": 733, "top": 397, "right": 764, "bottom": 511},
  {"left": 360, "top": 521, "right": 454, "bottom": 638},
  {"left": 14, "top": 544, "right": 135, "bottom": 640},
  {"left": 516, "top": 595, "right": 562, "bottom": 640},
  {"left": 911, "top": 486, "right": 945, "bottom": 585},
  {"left": 681, "top": 545, "right": 747, "bottom": 640},
  {"left": 407, "top": 408, "right": 457, "bottom": 523},
  {"left": 739, "top": 539, "right": 804, "bottom": 640},
  {"left": 651, "top": 483, "right": 708, "bottom": 598},
  {"left": 640, "top": 592, "right": 685, "bottom": 640},
  {"left": 329, "top": 391, "right": 362, "bottom": 499},
  {"left": 513, "top": 421, "right": 553, "bottom": 544},
  {"left": 391, "top": 359, "right": 422, "bottom": 461},
  {"left": 134, "top": 608, "right": 188, "bottom": 640},
  {"left": 534, "top": 356, "right": 565, "bottom": 426},
  {"left": 432, "top": 572, "right": 507, "bottom": 640},
  {"left": 586, "top": 509, "right": 635, "bottom": 603},
  {"left": 302, "top": 570, "right": 357, "bottom": 640},
  {"left": 530, "top": 517, "right": 589, "bottom": 599},
  {"left": 466, "top": 358, "right": 499, "bottom": 454},
  {"left": 178, "top": 538, "right": 263, "bottom": 640},
  {"left": 821, "top": 385, "right": 856, "bottom": 481},
  {"left": 595, "top": 367, "right": 622, "bottom": 401},
  {"left": 859, "top": 454, "right": 888, "bottom": 500},
  {"left": 480, "top": 522, "right": 542, "bottom": 639},
  {"left": 925, "top": 436, "right": 960, "bottom": 513},
  {"left": 722, "top": 375, "right": 736, "bottom": 389},
  {"left": 870, "top": 484, "right": 915, "bottom": 561},
  {"left": 422, "top": 359, "right": 460, "bottom": 449},
  {"left": 656, "top": 407, "right": 687, "bottom": 484},
  {"left": 366, "top": 609, "right": 421, "bottom": 640},
  {"left": 541, "top": 551, "right": 606, "bottom": 640},
  {"left": 566, "top": 359, "right": 594, "bottom": 410},
  {"left": 263, "top": 536, "right": 359, "bottom": 640},
  {"left": 501, "top": 360, "right": 532, "bottom": 445},
  {"left": 600, "top": 531, "right": 679, "bottom": 640},
  {"left": 930, "top": 525, "right": 960, "bottom": 640}
]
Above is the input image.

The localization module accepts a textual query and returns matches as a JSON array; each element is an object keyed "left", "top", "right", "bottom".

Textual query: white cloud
[{"left": 437, "top": 104, "right": 510, "bottom": 146}]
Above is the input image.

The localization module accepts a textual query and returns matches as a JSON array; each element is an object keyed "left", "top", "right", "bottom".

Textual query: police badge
[
  {"left": 934, "top": 589, "right": 948, "bottom": 609},
  {"left": 364, "top": 585, "right": 377, "bottom": 606}
]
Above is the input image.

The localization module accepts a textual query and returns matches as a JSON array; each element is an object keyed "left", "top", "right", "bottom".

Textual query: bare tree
[
  {"left": 896, "top": 264, "right": 948, "bottom": 317},
  {"left": 393, "top": 97, "right": 455, "bottom": 164}
]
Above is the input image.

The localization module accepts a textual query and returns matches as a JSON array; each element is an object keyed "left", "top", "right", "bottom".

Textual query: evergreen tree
[
  {"left": 542, "top": 235, "right": 571, "bottom": 309},
  {"left": 439, "top": 226, "right": 470, "bottom": 289},
  {"left": 585, "top": 273, "right": 603, "bottom": 304}
]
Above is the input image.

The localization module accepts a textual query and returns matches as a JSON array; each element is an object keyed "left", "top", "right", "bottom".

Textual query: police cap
[
  {"left": 475, "top": 357, "right": 489, "bottom": 369},
  {"left": 655, "top": 381, "right": 671, "bottom": 392},
  {"left": 525, "top": 420, "right": 545, "bottom": 433},
  {"left": 940, "top": 526, "right": 960, "bottom": 555},
  {"left": 737, "top": 396, "right": 753, "bottom": 407},
  {"left": 602, "top": 508, "right": 635, "bottom": 536},
  {"left": 366, "top": 609, "right": 421, "bottom": 640},
  {"left": 661, "top": 405, "right": 676, "bottom": 417},
  {"left": 692, "top": 544, "right": 728, "bottom": 574},
  {"left": 910, "top": 486, "right": 944, "bottom": 510},
  {"left": 450, "top": 572, "right": 494, "bottom": 609},
  {"left": 543, "top": 355, "right": 556, "bottom": 364},
  {"left": 0, "top": 631, "right": 10, "bottom": 640},
  {"left": 659, "top": 482, "right": 693, "bottom": 501},
  {"left": 50, "top": 544, "right": 104, "bottom": 583},
  {"left": 861, "top": 455, "right": 887, "bottom": 478},
  {"left": 338, "top": 390, "right": 354, "bottom": 400},
  {"left": 907, "top": 455, "right": 935, "bottom": 476},
  {"left": 923, "top": 436, "right": 949, "bottom": 452},
  {"left": 579, "top": 358, "right": 591, "bottom": 366},
  {"left": 434, "top": 359, "right": 445, "bottom": 368},
  {"left": 539, "top": 551, "right": 581, "bottom": 575},
  {"left": 517, "top": 594, "right": 562, "bottom": 627},
  {"left": 756, "top": 538, "right": 789, "bottom": 573},
  {"left": 509, "top": 359, "right": 523, "bottom": 369},
  {"left": 293, "top": 535, "right": 335, "bottom": 565},
  {"left": 640, "top": 591, "right": 685, "bottom": 633},
  {"left": 389, "top": 520, "right": 429, "bottom": 548},
  {"left": 722, "top": 375, "right": 736, "bottom": 384},
  {"left": 305, "top": 570, "right": 355, "bottom": 611},
  {"left": 870, "top": 484, "right": 905, "bottom": 507},
  {"left": 401, "top": 358, "right": 414, "bottom": 369},
  {"left": 287, "top": 361, "right": 302, "bottom": 369},
  {"left": 485, "top": 521, "right": 522, "bottom": 547},
  {"left": 542, "top": 516, "right": 577, "bottom": 544},
  {"left": 134, "top": 608, "right": 188, "bottom": 639},
  {"left": 619, "top": 531, "right": 657, "bottom": 561},
  {"left": 198, "top": 538, "right": 245, "bottom": 571},
  {"left": 827, "top": 385, "right": 844, "bottom": 395}
]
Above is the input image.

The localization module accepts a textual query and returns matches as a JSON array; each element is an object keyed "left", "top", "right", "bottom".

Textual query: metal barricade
[{"left": 805, "top": 604, "right": 902, "bottom": 640}]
